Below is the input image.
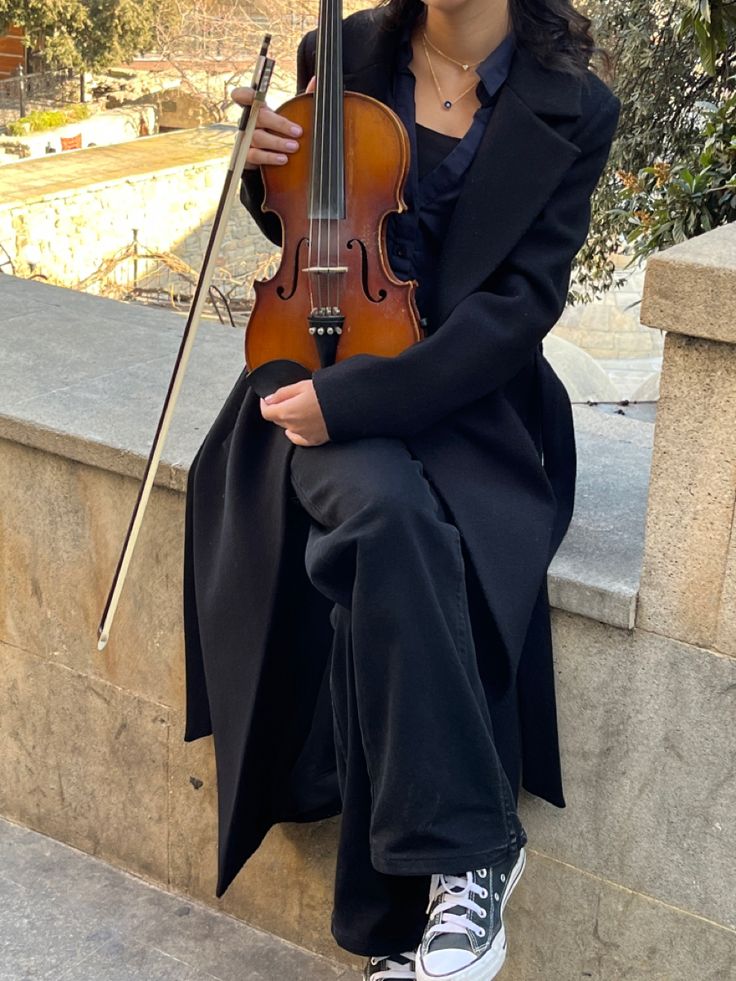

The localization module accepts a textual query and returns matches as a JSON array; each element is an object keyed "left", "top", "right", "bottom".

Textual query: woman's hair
[{"left": 375, "top": 0, "right": 613, "bottom": 80}]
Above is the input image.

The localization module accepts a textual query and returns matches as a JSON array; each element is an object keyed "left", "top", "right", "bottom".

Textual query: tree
[
  {"left": 612, "top": 82, "right": 735, "bottom": 261},
  {"left": 0, "top": 0, "right": 156, "bottom": 71},
  {"left": 151, "top": 0, "right": 370, "bottom": 112},
  {"left": 574, "top": 0, "right": 736, "bottom": 303},
  {"left": 679, "top": 0, "right": 736, "bottom": 75}
]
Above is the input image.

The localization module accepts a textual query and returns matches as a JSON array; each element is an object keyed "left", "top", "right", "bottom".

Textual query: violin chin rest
[{"left": 246, "top": 359, "right": 313, "bottom": 398}]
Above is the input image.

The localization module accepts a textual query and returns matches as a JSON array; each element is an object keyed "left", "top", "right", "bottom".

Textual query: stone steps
[{"left": 0, "top": 816, "right": 360, "bottom": 981}]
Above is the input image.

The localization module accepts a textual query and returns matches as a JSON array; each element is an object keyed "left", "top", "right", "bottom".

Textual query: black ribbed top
[{"left": 415, "top": 122, "right": 461, "bottom": 181}]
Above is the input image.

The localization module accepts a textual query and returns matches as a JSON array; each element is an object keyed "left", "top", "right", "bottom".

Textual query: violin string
[
  {"left": 324, "top": 0, "right": 331, "bottom": 311},
  {"left": 325, "top": 0, "right": 331, "bottom": 314},
  {"left": 335, "top": 0, "right": 342, "bottom": 315},
  {"left": 329, "top": 0, "right": 335, "bottom": 314},
  {"left": 317, "top": 6, "right": 326, "bottom": 312},
  {"left": 332, "top": 0, "right": 339, "bottom": 314},
  {"left": 313, "top": 6, "right": 322, "bottom": 312}
]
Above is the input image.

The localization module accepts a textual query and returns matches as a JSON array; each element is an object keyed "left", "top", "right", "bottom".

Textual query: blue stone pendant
[{"left": 443, "top": 100, "right": 452, "bottom": 110}]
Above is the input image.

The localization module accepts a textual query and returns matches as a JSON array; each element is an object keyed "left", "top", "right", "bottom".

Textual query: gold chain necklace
[
  {"left": 421, "top": 34, "right": 479, "bottom": 111},
  {"left": 422, "top": 30, "right": 481, "bottom": 73}
]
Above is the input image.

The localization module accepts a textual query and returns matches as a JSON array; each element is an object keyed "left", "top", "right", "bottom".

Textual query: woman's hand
[
  {"left": 232, "top": 76, "right": 316, "bottom": 171},
  {"left": 260, "top": 379, "right": 331, "bottom": 447}
]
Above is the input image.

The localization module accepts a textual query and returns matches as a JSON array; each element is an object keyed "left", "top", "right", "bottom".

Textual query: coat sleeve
[
  {"left": 239, "top": 30, "right": 317, "bottom": 246},
  {"left": 310, "top": 91, "right": 622, "bottom": 442}
]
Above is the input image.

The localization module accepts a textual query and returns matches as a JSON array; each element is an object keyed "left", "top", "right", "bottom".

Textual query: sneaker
[
  {"left": 364, "top": 950, "right": 417, "bottom": 980},
  {"left": 415, "top": 846, "right": 527, "bottom": 981}
]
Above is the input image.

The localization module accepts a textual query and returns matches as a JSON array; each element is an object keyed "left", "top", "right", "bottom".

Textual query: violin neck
[{"left": 310, "top": 0, "right": 345, "bottom": 220}]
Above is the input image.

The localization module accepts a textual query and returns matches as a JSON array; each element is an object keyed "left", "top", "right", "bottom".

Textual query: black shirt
[{"left": 415, "top": 122, "right": 461, "bottom": 182}]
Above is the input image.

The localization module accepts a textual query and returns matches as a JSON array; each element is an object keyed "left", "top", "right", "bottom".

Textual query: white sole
[{"left": 415, "top": 847, "right": 527, "bottom": 981}]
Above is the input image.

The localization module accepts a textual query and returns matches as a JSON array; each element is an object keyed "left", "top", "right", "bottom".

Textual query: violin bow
[{"left": 97, "top": 36, "right": 275, "bottom": 652}]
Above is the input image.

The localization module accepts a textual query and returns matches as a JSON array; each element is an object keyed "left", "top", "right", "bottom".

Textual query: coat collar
[{"left": 343, "top": 8, "right": 585, "bottom": 322}]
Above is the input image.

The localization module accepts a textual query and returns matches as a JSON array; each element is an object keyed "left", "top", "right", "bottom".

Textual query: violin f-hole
[
  {"left": 347, "top": 238, "right": 388, "bottom": 304},
  {"left": 276, "top": 236, "right": 309, "bottom": 300}
]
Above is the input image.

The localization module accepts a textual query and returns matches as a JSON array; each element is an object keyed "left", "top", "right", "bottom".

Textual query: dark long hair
[{"left": 375, "top": 0, "right": 612, "bottom": 80}]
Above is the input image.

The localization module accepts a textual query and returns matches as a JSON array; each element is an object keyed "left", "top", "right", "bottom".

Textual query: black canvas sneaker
[
  {"left": 364, "top": 949, "right": 417, "bottom": 980},
  {"left": 415, "top": 846, "right": 527, "bottom": 981}
]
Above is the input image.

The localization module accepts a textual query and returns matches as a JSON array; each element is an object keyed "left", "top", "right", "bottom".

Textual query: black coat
[{"left": 183, "top": 8, "right": 621, "bottom": 900}]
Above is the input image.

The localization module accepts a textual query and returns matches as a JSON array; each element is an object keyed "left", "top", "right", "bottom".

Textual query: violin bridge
[{"left": 302, "top": 266, "right": 349, "bottom": 274}]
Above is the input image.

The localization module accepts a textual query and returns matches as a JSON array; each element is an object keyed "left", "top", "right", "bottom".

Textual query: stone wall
[
  {"left": 0, "top": 127, "right": 274, "bottom": 306},
  {"left": 0, "top": 269, "right": 734, "bottom": 977}
]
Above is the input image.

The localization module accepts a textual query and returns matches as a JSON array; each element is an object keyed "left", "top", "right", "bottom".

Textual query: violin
[{"left": 244, "top": 0, "right": 423, "bottom": 398}]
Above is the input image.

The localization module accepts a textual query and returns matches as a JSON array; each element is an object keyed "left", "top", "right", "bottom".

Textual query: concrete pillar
[{"left": 637, "top": 222, "right": 736, "bottom": 655}]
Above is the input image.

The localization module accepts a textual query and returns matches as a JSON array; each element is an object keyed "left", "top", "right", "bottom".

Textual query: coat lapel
[{"left": 435, "top": 44, "right": 584, "bottom": 321}]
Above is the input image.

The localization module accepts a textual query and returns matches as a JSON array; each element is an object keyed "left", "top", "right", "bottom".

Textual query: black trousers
[{"left": 289, "top": 436, "right": 528, "bottom": 957}]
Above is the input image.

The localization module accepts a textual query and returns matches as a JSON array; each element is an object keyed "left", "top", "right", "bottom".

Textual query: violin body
[{"left": 244, "top": 90, "right": 423, "bottom": 386}]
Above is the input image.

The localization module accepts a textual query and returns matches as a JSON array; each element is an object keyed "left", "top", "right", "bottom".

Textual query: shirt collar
[{"left": 397, "top": 11, "right": 517, "bottom": 105}]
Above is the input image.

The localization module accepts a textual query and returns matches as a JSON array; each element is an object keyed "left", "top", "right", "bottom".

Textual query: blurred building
[{"left": 0, "top": 27, "right": 26, "bottom": 79}]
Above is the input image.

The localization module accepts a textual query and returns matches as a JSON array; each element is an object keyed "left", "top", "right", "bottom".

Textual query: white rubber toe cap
[{"left": 422, "top": 948, "right": 476, "bottom": 974}]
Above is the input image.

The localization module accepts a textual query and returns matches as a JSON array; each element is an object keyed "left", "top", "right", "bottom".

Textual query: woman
[{"left": 183, "top": 1, "right": 620, "bottom": 979}]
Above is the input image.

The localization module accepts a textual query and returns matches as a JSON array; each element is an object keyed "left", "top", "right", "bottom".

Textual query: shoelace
[
  {"left": 423, "top": 869, "right": 489, "bottom": 942},
  {"left": 368, "top": 949, "right": 417, "bottom": 979}
]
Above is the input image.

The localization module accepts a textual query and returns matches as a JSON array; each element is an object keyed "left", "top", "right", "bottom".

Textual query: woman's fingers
[
  {"left": 259, "top": 106, "right": 304, "bottom": 139},
  {"left": 233, "top": 85, "right": 305, "bottom": 170},
  {"left": 285, "top": 430, "right": 310, "bottom": 446},
  {"left": 231, "top": 85, "right": 255, "bottom": 107},
  {"left": 251, "top": 127, "right": 300, "bottom": 153},
  {"left": 246, "top": 127, "right": 301, "bottom": 167},
  {"left": 232, "top": 88, "right": 302, "bottom": 138}
]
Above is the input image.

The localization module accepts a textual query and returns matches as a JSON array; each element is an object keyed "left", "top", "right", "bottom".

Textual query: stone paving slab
[
  {"left": 0, "top": 125, "right": 236, "bottom": 207},
  {"left": 0, "top": 274, "right": 651, "bottom": 630},
  {"left": 0, "top": 816, "right": 359, "bottom": 981}
]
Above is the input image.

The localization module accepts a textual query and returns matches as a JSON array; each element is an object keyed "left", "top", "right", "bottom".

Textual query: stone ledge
[
  {"left": 0, "top": 124, "right": 237, "bottom": 209},
  {"left": 640, "top": 222, "right": 736, "bottom": 344},
  {"left": 551, "top": 405, "right": 652, "bottom": 630},
  {"left": 0, "top": 274, "right": 652, "bottom": 631},
  {"left": 0, "top": 274, "right": 243, "bottom": 494}
]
